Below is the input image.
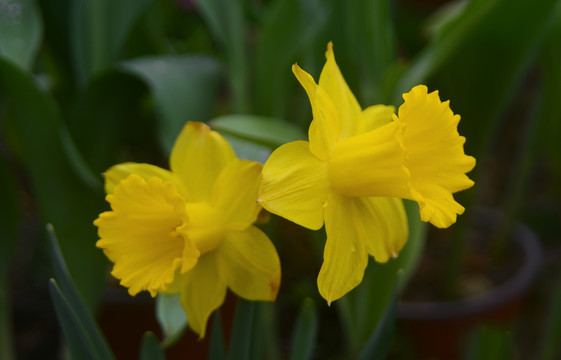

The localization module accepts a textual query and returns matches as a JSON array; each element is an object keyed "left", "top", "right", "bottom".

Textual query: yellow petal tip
[{"left": 325, "top": 41, "right": 334, "bottom": 59}]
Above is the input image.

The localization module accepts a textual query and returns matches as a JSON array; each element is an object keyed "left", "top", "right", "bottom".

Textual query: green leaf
[
  {"left": 357, "top": 277, "right": 400, "bottom": 360},
  {"left": 0, "top": 159, "right": 17, "bottom": 360},
  {"left": 424, "top": 0, "right": 468, "bottom": 39},
  {"left": 289, "top": 298, "right": 318, "bottom": 360},
  {"left": 248, "top": 303, "right": 266, "bottom": 360},
  {"left": 397, "top": 201, "right": 428, "bottom": 291},
  {"left": 155, "top": 293, "right": 187, "bottom": 348},
  {"left": 139, "top": 332, "right": 165, "bottom": 360},
  {"left": 71, "top": 0, "right": 155, "bottom": 83},
  {"left": 0, "top": 156, "right": 19, "bottom": 267},
  {"left": 221, "top": 135, "right": 273, "bottom": 163},
  {"left": 343, "top": 0, "right": 396, "bottom": 104},
  {"left": 226, "top": 299, "right": 256, "bottom": 360},
  {"left": 392, "top": 0, "right": 496, "bottom": 102},
  {"left": 68, "top": 70, "right": 154, "bottom": 174},
  {"left": 209, "top": 311, "right": 226, "bottom": 360},
  {"left": 210, "top": 115, "right": 306, "bottom": 149},
  {"left": 49, "top": 279, "right": 101, "bottom": 360},
  {"left": 47, "top": 225, "right": 114, "bottom": 360},
  {"left": 0, "top": 272, "right": 14, "bottom": 360},
  {"left": 254, "top": 0, "right": 330, "bottom": 117},
  {"left": 121, "top": 55, "right": 223, "bottom": 153},
  {"left": 539, "top": 261, "right": 561, "bottom": 360},
  {"left": 465, "top": 326, "right": 512, "bottom": 360},
  {"left": 211, "top": 115, "right": 307, "bottom": 163},
  {"left": 0, "top": 0, "right": 42, "bottom": 70},
  {"left": 539, "top": 1, "right": 561, "bottom": 175},
  {"left": 196, "top": 0, "right": 249, "bottom": 112},
  {"left": 0, "top": 56, "right": 107, "bottom": 308}
]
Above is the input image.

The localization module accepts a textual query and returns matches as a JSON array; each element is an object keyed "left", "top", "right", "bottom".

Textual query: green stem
[
  {"left": 337, "top": 295, "right": 361, "bottom": 355},
  {"left": 492, "top": 87, "right": 541, "bottom": 259},
  {"left": 442, "top": 214, "right": 470, "bottom": 299},
  {"left": 226, "top": 1, "right": 250, "bottom": 114}
]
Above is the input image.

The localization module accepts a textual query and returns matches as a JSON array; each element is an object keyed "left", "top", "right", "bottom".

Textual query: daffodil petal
[
  {"left": 396, "top": 85, "right": 476, "bottom": 228},
  {"left": 354, "top": 197, "right": 408, "bottom": 261},
  {"left": 293, "top": 64, "right": 340, "bottom": 160},
  {"left": 170, "top": 122, "right": 236, "bottom": 201},
  {"left": 103, "top": 162, "right": 175, "bottom": 194},
  {"left": 94, "top": 174, "right": 197, "bottom": 297},
  {"left": 212, "top": 159, "right": 262, "bottom": 230},
  {"left": 318, "top": 42, "right": 362, "bottom": 139},
  {"left": 259, "top": 141, "right": 329, "bottom": 230},
  {"left": 177, "top": 253, "right": 227, "bottom": 338},
  {"left": 219, "top": 226, "right": 281, "bottom": 301},
  {"left": 317, "top": 192, "right": 369, "bottom": 304},
  {"left": 359, "top": 105, "right": 395, "bottom": 134}
]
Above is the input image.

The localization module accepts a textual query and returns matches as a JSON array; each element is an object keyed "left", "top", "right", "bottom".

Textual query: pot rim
[{"left": 397, "top": 206, "right": 542, "bottom": 320}]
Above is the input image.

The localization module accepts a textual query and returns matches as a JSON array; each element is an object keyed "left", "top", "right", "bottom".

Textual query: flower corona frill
[
  {"left": 259, "top": 42, "right": 475, "bottom": 304},
  {"left": 94, "top": 122, "right": 281, "bottom": 338}
]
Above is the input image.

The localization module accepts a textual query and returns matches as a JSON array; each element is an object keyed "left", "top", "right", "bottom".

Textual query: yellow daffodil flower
[
  {"left": 259, "top": 43, "right": 475, "bottom": 304},
  {"left": 94, "top": 122, "right": 281, "bottom": 337}
]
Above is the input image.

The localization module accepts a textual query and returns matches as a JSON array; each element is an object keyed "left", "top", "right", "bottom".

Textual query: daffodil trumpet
[{"left": 259, "top": 42, "right": 475, "bottom": 304}]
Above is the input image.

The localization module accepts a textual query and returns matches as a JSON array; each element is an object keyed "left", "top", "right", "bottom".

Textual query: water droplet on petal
[{"left": 321, "top": 200, "right": 328, "bottom": 208}]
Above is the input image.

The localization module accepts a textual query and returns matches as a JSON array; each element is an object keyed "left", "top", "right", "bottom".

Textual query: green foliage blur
[{"left": 1, "top": 0, "right": 561, "bottom": 359}]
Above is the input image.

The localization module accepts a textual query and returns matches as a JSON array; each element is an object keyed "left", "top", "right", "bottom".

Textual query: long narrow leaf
[
  {"left": 0, "top": 56, "right": 107, "bottom": 308},
  {"left": 139, "top": 332, "right": 165, "bottom": 360},
  {"left": 0, "top": 157, "right": 19, "bottom": 268},
  {"left": 210, "top": 115, "right": 306, "bottom": 148},
  {"left": 0, "top": 161, "right": 16, "bottom": 360},
  {"left": 48, "top": 279, "right": 102, "bottom": 360},
  {"left": 209, "top": 311, "right": 226, "bottom": 360},
  {"left": 254, "top": 0, "right": 330, "bottom": 117},
  {"left": 357, "top": 276, "right": 400, "bottom": 360},
  {"left": 47, "top": 225, "right": 115, "bottom": 359},
  {"left": 392, "top": 0, "right": 496, "bottom": 103},
  {"left": 289, "top": 298, "right": 318, "bottom": 360},
  {"left": 465, "top": 326, "right": 512, "bottom": 360},
  {"left": 68, "top": 71, "right": 152, "bottom": 174},
  {"left": 539, "top": 264, "right": 561, "bottom": 360},
  {"left": 539, "top": 1, "right": 561, "bottom": 174},
  {"left": 196, "top": 0, "right": 249, "bottom": 112},
  {"left": 0, "top": 274, "right": 13, "bottom": 360},
  {"left": 346, "top": 0, "right": 396, "bottom": 104},
  {"left": 70, "top": 0, "right": 154, "bottom": 83},
  {"left": 226, "top": 299, "right": 255, "bottom": 360}
]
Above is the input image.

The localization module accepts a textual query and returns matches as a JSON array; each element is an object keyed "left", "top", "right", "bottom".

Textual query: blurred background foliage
[{"left": 1, "top": 0, "right": 561, "bottom": 359}]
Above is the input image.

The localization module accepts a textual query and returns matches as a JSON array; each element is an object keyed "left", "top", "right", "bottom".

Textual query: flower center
[
  {"left": 179, "top": 202, "right": 225, "bottom": 254},
  {"left": 327, "top": 121, "right": 411, "bottom": 198}
]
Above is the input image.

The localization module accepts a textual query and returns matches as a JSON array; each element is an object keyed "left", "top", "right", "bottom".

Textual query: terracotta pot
[{"left": 397, "top": 207, "right": 541, "bottom": 360}]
